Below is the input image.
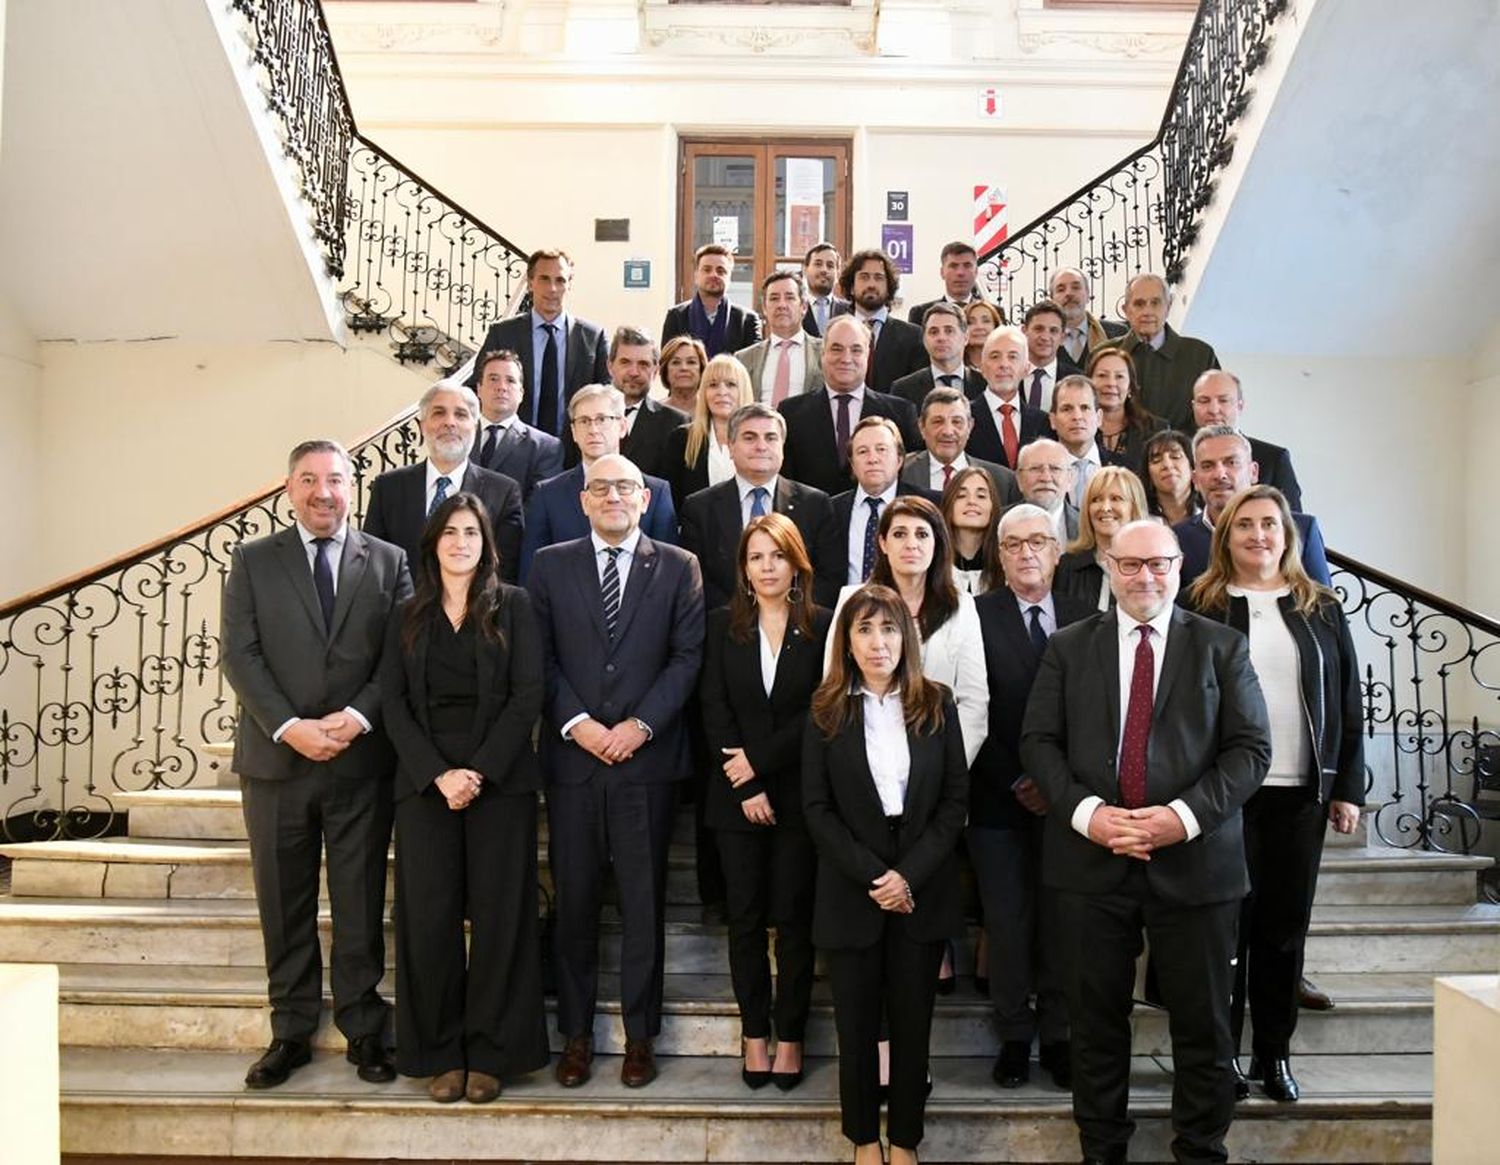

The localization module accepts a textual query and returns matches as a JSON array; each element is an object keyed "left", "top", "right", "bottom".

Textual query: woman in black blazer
[
  {"left": 701, "top": 513, "right": 832, "bottom": 1092},
  {"left": 804, "top": 584, "right": 969, "bottom": 1165},
  {"left": 380, "top": 493, "right": 549, "bottom": 1104},
  {"left": 1054, "top": 465, "right": 1148, "bottom": 612},
  {"left": 1186, "top": 485, "right": 1364, "bottom": 1104},
  {"left": 663, "top": 353, "right": 755, "bottom": 510},
  {"left": 1087, "top": 347, "right": 1166, "bottom": 477}
]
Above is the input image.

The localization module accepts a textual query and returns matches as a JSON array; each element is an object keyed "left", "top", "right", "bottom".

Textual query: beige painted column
[
  {"left": 0, "top": 963, "right": 60, "bottom": 1163},
  {"left": 1433, "top": 975, "right": 1500, "bottom": 1164}
]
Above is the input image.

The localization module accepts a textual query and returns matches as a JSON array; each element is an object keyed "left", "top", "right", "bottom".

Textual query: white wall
[
  {"left": 1463, "top": 321, "right": 1500, "bottom": 620},
  {"left": 20, "top": 339, "right": 424, "bottom": 593},
  {"left": 0, "top": 292, "right": 42, "bottom": 600}
]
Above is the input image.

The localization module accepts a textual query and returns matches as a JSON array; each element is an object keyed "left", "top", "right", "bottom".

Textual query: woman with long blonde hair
[
  {"left": 1054, "top": 464, "right": 1147, "bottom": 611},
  {"left": 663, "top": 353, "right": 754, "bottom": 509}
]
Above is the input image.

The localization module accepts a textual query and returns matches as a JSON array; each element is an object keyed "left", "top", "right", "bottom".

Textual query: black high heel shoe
[{"left": 741, "top": 1040, "right": 771, "bottom": 1090}]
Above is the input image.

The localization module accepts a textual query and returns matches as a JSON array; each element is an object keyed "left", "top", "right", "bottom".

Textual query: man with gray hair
[
  {"left": 900, "top": 386, "right": 1020, "bottom": 502},
  {"left": 1175, "top": 424, "right": 1330, "bottom": 588},
  {"left": 1008, "top": 438, "right": 1080, "bottom": 544},
  {"left": 519, "top": 383, "right": 678, "bottom": 580},
  {"left": 970, "top": 502, "right": 1094, "bottom": 1090},
  {"left": 1099, "top": 272, "right": 1219, "bottom": 431},
  {"left": 609, "top": 325, "right": 687, "bottom": 480},
  {"left": 223, "top": 439, "right": 413, "bottom": 1090},
  {"left": 1048, "top": 266, "right": 1126, "bottom": 368},
  {"left": 363, "top": 378, "right": 524, "bottom": 581}
]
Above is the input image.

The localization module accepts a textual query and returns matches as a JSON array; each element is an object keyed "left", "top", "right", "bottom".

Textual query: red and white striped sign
[{"left": 974, "top": 185, "right": 1008, "bottom": 254}]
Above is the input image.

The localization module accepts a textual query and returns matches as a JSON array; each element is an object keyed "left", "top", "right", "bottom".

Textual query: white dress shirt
[
  {"left": 425, "top": 459, "right": 470, "bottom": 513},
  {"left": 758, "top": 620, "right": 780, "bottom": 697},
  {"left": 846, "top": 480, "right": 898, "bottom": 585},
  {"left": 1230, "top": 585, "right": 1309, "bottom": 786},
  {"left": 706, "top": 438, "right": 736, "bottom": 488},
  {"left": 1018, "top": 592, "right": 1057, "bottom": 639},
  {"left": 927, "top": 451, "right": 969, "bottom": 493},
  {"left": 1068, "top": 606, "right": 1202, "bottom": 841},
  {"left": 927, "top": 364, "right": 966, "bottom": 391},
  {"left": 860, "top": 687, "right": 912, "bottom": 816},
  {"left": 559, "top": 528, "right": 644, "bottom": 740},
  {"left": 758, "top": 333, "right": 808, "bottom": 404}
]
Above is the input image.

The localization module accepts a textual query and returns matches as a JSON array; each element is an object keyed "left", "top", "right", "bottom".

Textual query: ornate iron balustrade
[
  {"left": 977, "top": 0, "right": 1286, "bottom": 325},
  {"left": 230, "top": 0, "right": 356, "bottom": 277},
  {"left": 1328, "top": 551, "right": 1500, "bottom": 858},
  {"left": 0, "top": 414, "right": 425, "bottom": 843}
]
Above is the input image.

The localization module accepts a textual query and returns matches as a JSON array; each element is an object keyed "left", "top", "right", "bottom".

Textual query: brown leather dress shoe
[
  {"left": 621, "top": 1038, "right": 658, "bottom": 1088},
  {"left": 428, "top": 1068, "right": 466, "bottom": 1103},
  {"left": 466, "top": 1071, "right": 501, "bottom": 1104},
  {"left": 1299, "top": 976, "right": 1334, "bottom": 1011},
  {"left": 555, "top": 1036, "right": 594, "bottom": 1088}
]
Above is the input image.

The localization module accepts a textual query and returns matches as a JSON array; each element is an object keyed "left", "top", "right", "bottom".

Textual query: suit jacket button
[{"left": 605, "top": 663, "right": 616, "bottom": 673}]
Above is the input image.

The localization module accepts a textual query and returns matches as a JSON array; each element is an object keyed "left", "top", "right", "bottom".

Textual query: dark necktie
[
  {"left": 537, "top": 322, "right": 560, "bottom": 436},
  {"left": 601, "top": 547, "right": 622, "bottom": 639},
  {"left": 428, "top": 475, "right": 451, "bottom": 517},
  {"left": 1119, "top": 625, "right": 1154, "bottom": 809},
  {"left": 1000, "top": 403, "right": 1020, "bottom": 467},
  {"left": 942, "top": 463, "right": 954, "bottom": 490},
  {"left": 750, "top": 486, "right": 769, "bottom": 518},
  {"left": 1027, "top": 368, "right": 1046, "bottom": 411},
  {"left": 1026, "top": 604, "right": 1048, "bottom": 656},
  {"left": 479, "top": 423, "right": 502, "bottom": 467},
  {"left": 312, "top": 537, "right": 336, "bottom": 632},
  {"left": 835, "top": 393, "right": 853, "bottom": 471},
  {"left": 861, "top": 497, "right": 882, "bottom": 581},
  {"left": 938, "top": 373, "right": 959, "bottom": 388}
]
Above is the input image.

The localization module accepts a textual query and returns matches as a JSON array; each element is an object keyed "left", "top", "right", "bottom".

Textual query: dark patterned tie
[
  {"left": 861, "top": 497, "right": 882, "bottom": 581},
  {"left": 479, "top": 423, "right": 501, "bottom": 467},
  {"left": 835, "top": 393, "right": 853, "bottom": 471},
  {"left": 1119, "top": 625, "right": 1154, "bottom": 809},
  {"left": 428, "top": 475, "right": 451, "bottom": 517},
  {"left": 601, "top": 547, "right": 622, "bottom": 639},
  {"left": 1027, "top": 604, "right": 1048, "bottom": 656},
  {"left": 750, "top": 487, "right": 769, "bottom": 518},
  {"left": 312, "top": 537, "right": 336, "bottom": 632}
]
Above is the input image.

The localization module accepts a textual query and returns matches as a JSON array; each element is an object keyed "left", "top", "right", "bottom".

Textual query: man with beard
[
  {"left": 661, "top": 244, "right": 762, "bottom": 357},
  {"left": 608, "top": 326, "right": 687, "bottom": 481},
  {"left": 801, "top": 241, "right": 848, "bottom": 337},
  {"left": 1048, "top": 267, "right": 1126, "bottom": 369},
  {"left": 838, "top": 248, "right": 926, "bottom": 394},
  {"left": 363, "top": 380, "right": 524, "bottom": 582}
]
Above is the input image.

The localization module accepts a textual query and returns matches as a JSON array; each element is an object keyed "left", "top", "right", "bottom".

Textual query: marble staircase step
[
  {"left": 51, "top": 963, "right": 1438, "bottom": 1058},
  {"left": 1313, "top": 846, "right": 1492, "bottom": 905},
  {"left": 58, "top": 1046, "right": 1433, "bottom": 1162}
]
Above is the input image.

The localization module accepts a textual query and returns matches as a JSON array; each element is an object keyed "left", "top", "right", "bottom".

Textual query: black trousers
[
  {"left": 715, "top": 824, "right": 817, "bottom": 1041},
  {"left": 1056, "top": 865, "right": 1238, "bottom": 1165},
  {"left": 393, "top": 785, "right": 550, "bottom": 1079},
  {"left": 1230, "top": 786, "right": 1327, "bottom": 1060},
  {"left": 967, "top": 819, "right": 1068, "bottom": 1044},
  {"left": 548, "top": 776, "right": 677, "bottom": 1041},
  {"left": 824, "top": 922, "right": 944, "bottom": 1150},
  {"left": 241, "top": 768, "right": 392, "bottom": 1044}
]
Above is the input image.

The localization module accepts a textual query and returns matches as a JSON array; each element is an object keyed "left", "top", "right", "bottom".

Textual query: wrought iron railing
[
  {"left": 977, "top": 0, "right": 1287, "bottom": 324},
  {"left": 0, "top": 413, "right": 426, "bottom": 843},
  {"left": 1329, "top": 551, "right": 1500, "bottom": 857}
]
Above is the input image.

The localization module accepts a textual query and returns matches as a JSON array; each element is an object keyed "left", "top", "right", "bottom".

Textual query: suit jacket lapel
[
  {"left": 275, "top": 529, "right": 326, "bottom": 635},
  {"left": 1093, "top": 612, "right": 1122, "bottom": 756},
  {"left": 1155, "top": 608, "right": 1191, "bottom": 717},
  {"left": 807, "top": 390, "right": 837, "bottom": 457},
  {"left": 570, "top": 538, "right": 610, "bottom": 645},
  {"left": 840, "top": 703, "right": 891, "bottom": 831},
  {"left": 716, "top": 481, "right": 746, "bottom": 544},
  {"left": 328, "top": 530, "right": 369, "bottom": 643},
  {"left": 610, "top": 535, "right": 657, "bottom": 644},
  {"left": 773, "top": 478, "right": 800, "bottom": 523}
]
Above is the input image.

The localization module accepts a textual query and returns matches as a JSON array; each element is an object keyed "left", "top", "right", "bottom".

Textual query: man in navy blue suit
[
  {"left": 1174, "top": 425, "right": 1330, "bottom": 589},
  {"left": 518, "top": 384, "right": 678, "bottom": 581},
  {"left": 528, "top": 452, "right": 705, "bottom": 1091},
  {"left": 470, "top": 348, "right": 563, "bottom": 500}
]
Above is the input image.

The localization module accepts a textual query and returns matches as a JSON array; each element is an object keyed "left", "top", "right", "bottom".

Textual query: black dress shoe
[
  {"left": 1231, "top": 1058, "right": 1252, "bottom": 1101},
  {"left": 1039, "top": 1040, "right": 1072, "bottom": 1089},
  {"left": 346, "top": 1034, "right": 396, "bottom": 1083},
  {"left": 992, "top": 1040, "right": 1030, "bottom": 1088},
  {"left": 771, "top": 1068, "right": 804, "bottom": 1092},
  {"left": 1260, "top": 1057, "right": 1300, "bottom": 1102},
  {"left": 742, "top": 1065, "right": 772, "bottom": 1090},
  {"left": 245, "top": 1039, "right": 311, "bottom": 1089},
  {"left": 1298, "top": 976, "right": 1334, "bottom": 1011}
]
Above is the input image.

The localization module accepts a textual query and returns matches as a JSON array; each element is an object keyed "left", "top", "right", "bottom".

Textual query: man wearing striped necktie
[{"left": 527, "top": 452, "right": 705, "bottom": 1093}]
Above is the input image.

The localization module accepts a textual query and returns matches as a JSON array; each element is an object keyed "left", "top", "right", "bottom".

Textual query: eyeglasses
[
  {"left": 1107, "top": 553, "right": 1181, "bottom": 576},
  {"left": 1019, "top": 463, "right": 1069, "bottom": 477},
  {"left": 999, "top": 534, "right": 1056, "bottom": 554},
  {"left": 572, "top": 414, "right": 622, "bottom": 430},
  {"left": 585, "top": 479, "right": 643, "bottom": 499}
]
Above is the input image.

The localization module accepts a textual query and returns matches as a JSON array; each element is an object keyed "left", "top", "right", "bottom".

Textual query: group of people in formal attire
[{"left": 219, "top": 238, "right": 1365, "bottom": 1165}]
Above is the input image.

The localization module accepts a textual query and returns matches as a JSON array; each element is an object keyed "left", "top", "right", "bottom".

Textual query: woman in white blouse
[
  {"left": 803, "top": 585, "right": 968, "bottom": 1165},
  {"left": 663, "top": 353, "right": 754, "bottom": 510},
  {"left": 1186, "top": 485, "right": 1364, "bottom": 1105},
  {"left": 942, "top": 466, "right": 1004, "bottom": 596},
  {"left": 1054, "top": 465, "right": 1148, "bottom": 612}
]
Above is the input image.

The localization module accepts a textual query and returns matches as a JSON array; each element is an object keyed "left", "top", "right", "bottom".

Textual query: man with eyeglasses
[
  {"left": 1008, "top": 438, "right": 1080, "bottom": 545},
  {"left": 518, "top": 384, "right": 678, "bottom": 581},
  {"left": 528, "top": 452, "right": 706, "bottom": 1092},
  {"left": 1022, "top": 518, "right": 1271, "bottom": 1165},
  {"left": 1174, "top": 425, "right": 1329, "bottom": 590},
  {"left": 971, "top": 504, "right": 1094, "bottom": 1091}
]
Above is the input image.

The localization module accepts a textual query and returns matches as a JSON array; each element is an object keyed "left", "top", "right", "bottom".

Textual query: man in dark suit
[
  {"left": 609, "top": 325, "right": 688, "bottom": 480},
  {"left": 679, "top": 402, "right": 843, "bottom": 609},
  {"left": 830, "top": 416, "right": 938, "bottom": 586},
  {"left": 905, "top": 241, "right": 987, "bottom": 324},
  {"left": 967, "top": 326, "right": 1053, "bottom": 471},
  {"left": 660, "top": 243, "right": 762, "bottom": 358},
  {"left": 1049, "top": 266, "right": 1127, "bottom": 369},
  {"left": 1021, "top": 519, "right": 1272, "bottom": 1165},
  {"left": 801, "top": 241, "right": 848, "bottom": 338},
  {"left": 1188, "top": 370, "right": 1303, "bottom": 511},
  {"left": 468, "top": 248, "right": 610, "bottom": 441},
  {"left": 1100, "top": 273, "right": 1219, "bottom": 431},
  {"left": 1020, "top": 300, "right": 1084, "bottom": 412},
  {"left": 971, "top": 504, "right": 1093, "bottom": 1090},
  {"left": 1175, "top": 425, "right": 1330, "bottom": 588},
  {"left": 890, "top": 302, "right": 987, "bottom": 408},
  {"left": 362, "top": 381, "right": 524, "bottom": 583},
  {"left": 778, "top": 315, "right": 920, "bottom": 498},
  {"left": 528, "top": 452, "right": 705, "bottom": 1090},
  {"left": 470, "top": 348, "right": 563, "bottom": 500},
  {"left": 900, "top": 385, "right": 1021, "bottom": 504},
  {"left": 222, "top": 439, "right": 413, "bottom": 1090},
  {"left": 839, "top": 248, "right": 926, "bottom": 393},
  {"left": 519, "top": 384, "right": 678, "bottom": 581}
]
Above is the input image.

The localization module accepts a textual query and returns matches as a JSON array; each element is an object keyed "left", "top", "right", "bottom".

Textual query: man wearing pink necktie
[{"left": 736, "top": 270, "right": 824, "bottom": 407}]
